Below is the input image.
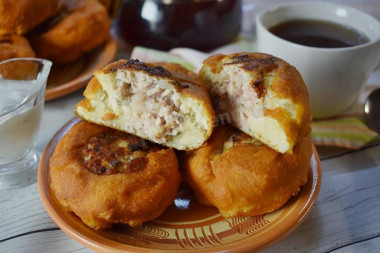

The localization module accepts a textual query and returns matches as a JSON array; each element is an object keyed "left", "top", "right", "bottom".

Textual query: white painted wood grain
[
  {"left": 1, "top": 229, "right": 88, "bottom": 253},
  {"left": 264, "top": 144, "right": 380, "bottom": 253}
]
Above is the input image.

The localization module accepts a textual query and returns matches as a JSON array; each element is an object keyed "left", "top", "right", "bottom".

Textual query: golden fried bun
[
  {"left": 200, "top": 53, "right": 311, "bottom": 153},
  {"left": 183, "top": 125, "right": 312, "bottom": 218},
  {"left": 29, "top": 0, "right": 110, "bottom": 64},
  {"left": 0, "top": 35, "right": 37, "bottom": 80},
  {"left": 50, "top": 121, "right": 181, "bottom": 230},
  {"left": 0, "top": 0, "right": 60, "bottom": 35},
  {"left": 75, "top": 59, "right": 215, "bottom": 150},
  {"left": 0, "top": 34, "right": 35, "bottom": 62}
]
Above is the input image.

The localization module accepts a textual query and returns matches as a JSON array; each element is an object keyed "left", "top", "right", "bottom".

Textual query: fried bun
[
  {"left": 49, "top": 121, "right": 181, "bottom": 229},
  {"left": 183, "top": 125, "right": 312, "bottom": 218},
  {"left": 0, "top": 0, "right": 60, "bottom": 35},
  {"left": 29, "top": 0, "right": 111, "bottom": 64},
  {"left": 200, "top": 52, "right": 311, "bottom": 153},
  {"left": 0, "top": 34, "right": 35, "bottom": 62}
]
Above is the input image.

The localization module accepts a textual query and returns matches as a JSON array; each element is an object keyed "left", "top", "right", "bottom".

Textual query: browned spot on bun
[
  {"left": 82, "top": 130, "right": 151, "bottom": 174},
  {"left": 227, "top": 54, "right": 278, "bottom": 72},
  {"left": 108, "top": 59, "right": 172, "bottom": 77}
]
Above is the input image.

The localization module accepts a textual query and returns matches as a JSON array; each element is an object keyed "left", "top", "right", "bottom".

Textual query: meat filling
[
  {"left": 210, "top": 68, "right": 268, "bottom": 128},
  {"left": 114, "top": 71, "right": 184, "bottom": 144}
]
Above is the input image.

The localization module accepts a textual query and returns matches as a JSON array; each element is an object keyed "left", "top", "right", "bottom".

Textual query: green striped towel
[
  {"left": 312, "top": 116, "right": 378, "bottom": 149},
  {"left": 131, "top": 45, "right": 379, "bottom": 150},
  {"left": 311, "top": 102, "right": 378, "bottom": 149}
]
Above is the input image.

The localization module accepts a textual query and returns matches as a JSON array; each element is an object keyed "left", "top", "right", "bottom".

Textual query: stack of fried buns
[
  {"left": 185, "top": 52, "right": 312, "bottom": 218},
  {"left": 0, "top": 0, "right": 111, "bottom": 64},
  {"left": 50, "top": 52, "right": 312, "bottom": 229}
]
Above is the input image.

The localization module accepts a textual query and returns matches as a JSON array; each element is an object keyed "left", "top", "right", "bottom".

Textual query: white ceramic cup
[{"left": 256, "top": 1, "right": 380, "bottom": 119}]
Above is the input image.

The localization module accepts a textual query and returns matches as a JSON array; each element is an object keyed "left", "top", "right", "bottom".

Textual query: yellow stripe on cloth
[{"left": 311, "top": 117, "right": 378, "bottom": 149}]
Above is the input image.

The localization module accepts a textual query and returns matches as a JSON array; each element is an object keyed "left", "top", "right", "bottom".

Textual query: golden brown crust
[
  {"left": 0, "top": 0, "right": 60, "bottom": 35},
  {"left": 29, "top": 0, "right": 111, "bottom": 64},
  {"left": 183, "top": 125, "right": 312, "bottom": 218},
  {"left": 50, "top": 121, "right": 182, "bottom": 229},
  {"left": 82, "top": 76, "right": 102, "bottom": 98},
  {"left": 200, "top": 52, "right": 311, "bottom": 153},
  {"left": 0, "top": 34, "right": 35, "bottom": 62}
]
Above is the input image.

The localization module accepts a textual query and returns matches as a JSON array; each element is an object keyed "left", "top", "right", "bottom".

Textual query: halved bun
[
  {"left": 75, "top": 59, "right": 215, "bottom": 150},
  {"left": 200, "top": 53, "right": 311, "bottom": 153}
]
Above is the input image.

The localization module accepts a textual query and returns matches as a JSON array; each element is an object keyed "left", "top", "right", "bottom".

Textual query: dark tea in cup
[{"left": 269, "top": 19, "right": 369, "bottom": 48}]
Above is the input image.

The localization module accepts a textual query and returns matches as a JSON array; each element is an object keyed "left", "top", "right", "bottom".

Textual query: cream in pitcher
[
  {"left": 0, "top": 58, "right": 51, "bottom": 189},
  {"left": 0, "top": 81, "right": 44, "bottom": 164}
]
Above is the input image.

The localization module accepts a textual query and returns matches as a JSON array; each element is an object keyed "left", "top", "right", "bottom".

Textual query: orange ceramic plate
[
  {"left": 45, "top": 37, "right": 117, "bottom": 101},
  {"left": 38, "top": 118, "right": 322, "bottom": 253}
]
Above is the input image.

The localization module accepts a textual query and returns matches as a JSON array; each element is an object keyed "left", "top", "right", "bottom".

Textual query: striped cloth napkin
[
  {"left": 130, "top": 42, "right": 379, "bottom": 150},
  {"left": 311, "top": 102, "right": 378, "bottom": 149}
]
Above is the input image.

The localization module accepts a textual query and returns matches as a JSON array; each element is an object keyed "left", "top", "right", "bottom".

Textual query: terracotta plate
[
  {"left": 45, "top": 37, "right": 117, "bottom": 101},
  {"left": 38, "top": 117, "right": 322, "bottom": 252}
]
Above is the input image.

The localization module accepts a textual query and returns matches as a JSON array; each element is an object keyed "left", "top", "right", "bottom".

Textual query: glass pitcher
[{"left": 0, "top": 58, "right": 52, "bottom": 189}]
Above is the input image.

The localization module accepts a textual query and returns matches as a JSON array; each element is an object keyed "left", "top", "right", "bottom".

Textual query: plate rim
[
  {"left": 38, "top": 117, "right": 322, "bottom": 253},
  {"left": 44, "top": 36, "right": 117, "bottom": 101}
]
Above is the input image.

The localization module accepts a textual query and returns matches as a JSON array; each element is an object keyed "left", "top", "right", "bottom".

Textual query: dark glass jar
[{"left": 116, "top": 0, "right": 242, "bottom": 51}]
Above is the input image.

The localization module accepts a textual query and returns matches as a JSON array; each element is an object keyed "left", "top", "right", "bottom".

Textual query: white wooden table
[{"left": 1, "top": 0, "right": 380, "bottom": 252}]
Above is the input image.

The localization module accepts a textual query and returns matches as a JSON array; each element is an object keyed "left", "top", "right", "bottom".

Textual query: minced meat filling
[
  {"left": 115, "top": 72, "right": 184, "bottom": 143},
  {"left": 211, "top": 75, "right": 264, "bottom": 128}
]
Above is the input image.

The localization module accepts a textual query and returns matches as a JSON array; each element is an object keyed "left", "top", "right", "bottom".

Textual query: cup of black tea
[{"left": 256, "top": 1, "right": 380, "bottom": 119}]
